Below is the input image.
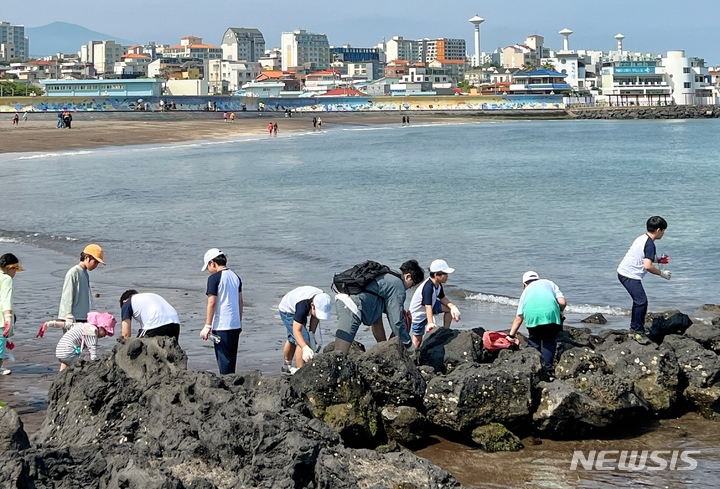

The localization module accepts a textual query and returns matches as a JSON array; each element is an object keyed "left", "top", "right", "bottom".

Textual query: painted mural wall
[{"left": 0, "top": 94, "right": 566, "bottom": 113}]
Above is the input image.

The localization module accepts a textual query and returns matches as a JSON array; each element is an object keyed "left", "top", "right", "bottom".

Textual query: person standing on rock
[
  {"left": 333, "top": 260, "right": 424, "bottom": 356},
  {"left": 200, "top": 248, "right": 243, "bottom": 374},
  {"left": 507, "top": 271, "right": 566, "bottom": 380},
  {"left": 408, "top": 259, "right": 461, "bottom": 348},
  {"left": 617, "top": 216, "right": 671, "bottom": 345},
  {"left": 119, "top": 290, "right": 181, "bottom": 340},
  {"left": 58, "top": 244, "right": 105, "bottom": 324},
  {"left": 278, "top": 286, "right": 332, "bottom": 374},
  {"left": 0, "top": 253, "right": 24, "bottom": 375}
]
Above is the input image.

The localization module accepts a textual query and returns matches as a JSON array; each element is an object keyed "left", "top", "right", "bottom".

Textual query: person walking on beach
[
  {"left": 119, "top": 290, "right": 181, "bottom": 340},
  {"left": 268, "top": 122, "right": 274, "bottom": 136},
  {"left": 279, "top": 286, "right": 332, "bottom": 374},
  {"left": 200, "top": 248, "right": 243, "bottom": 374},
  {"left": 408, "top": 260, "right": 461, "bottom": 348},
  {"left": 617, "top": 216, "right": 671, "bottom": 345},
  {"left": 223, "top": 112, "right": 228, "bottom": 122},
  {"left": 312, "top": 117, "right": 317, "bottom": 130},
  {"left": 333, "top": 260, "right": 424, "bottom": 356},
  {"left": 55, "top": 312, "right": 115, "bottom": 371},
  {"left": 22, "top": 111, "right": 28, "bottom": 122},
  {"left": 62, "top": 111, "right": 72, "bottom": 129},
  {"left": 57, "top": 111, "right": 64, "bottom": 129},
  {"left": 507, "top": 271, "right": 566, "bottom": 380},
  {"left": 58, "top": 244, "right": 105, "bottom": 324},
  {"left": 230, "top": 112, "right": 235, "bottom": 122},
  {"left": 273, "top": 122, "right": 278, "bottom": 136},
  {"left": 0, "top": 253, "right": 24, "bottom": 375},
  {"left": 402, "top": 116, "right": 406, "bottom": 126},
  {"left": 12, "top": 113, "right": 19, "bottom": 126},
  {"left": 317, "top": 117, "right": 322, "bottom": 130}
]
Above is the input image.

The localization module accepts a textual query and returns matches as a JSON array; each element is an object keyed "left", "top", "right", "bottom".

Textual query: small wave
[
  {"left": 15, "top": 150, "right": 94, "bottom": 160},
  {"left": 466, "top": 292, "right": 627, "bottom": 316},
  {"left": 0, "top": 237, "right": 19, "bottom": 243}
]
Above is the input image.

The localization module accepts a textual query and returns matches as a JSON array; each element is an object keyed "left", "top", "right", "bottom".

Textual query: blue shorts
[
  {"left": 281, "top": 311, "right": 310, "bottom": 345},
  {"left": 411, "top": 301, "right": 443, "bottom": 337},
  {"left": 0, "top": 337, "right": 6, "bottom": 360}
]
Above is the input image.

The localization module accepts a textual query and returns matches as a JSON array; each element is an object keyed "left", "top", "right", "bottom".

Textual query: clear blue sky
[{"left": 5, "top": 0, "right": 720, "bottom": 64}]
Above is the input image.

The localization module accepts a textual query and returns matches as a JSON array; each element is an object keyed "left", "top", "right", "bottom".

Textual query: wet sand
[{"left": 0, "top": 111, "right": 485, "bottom": 155}]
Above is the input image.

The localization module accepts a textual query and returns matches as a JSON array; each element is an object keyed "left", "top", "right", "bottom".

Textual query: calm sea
[{"left": 2, "top": 118, "right": 720, "bottom": 487}]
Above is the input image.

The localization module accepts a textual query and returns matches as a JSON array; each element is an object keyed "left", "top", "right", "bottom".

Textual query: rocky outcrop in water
[{"left": 568, "top": 105, "right": 720, "bottom": 120}]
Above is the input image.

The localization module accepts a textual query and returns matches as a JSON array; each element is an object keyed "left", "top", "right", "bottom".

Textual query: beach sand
[{"left": 0, "top": 111, "right": 482, "bottom": 154}]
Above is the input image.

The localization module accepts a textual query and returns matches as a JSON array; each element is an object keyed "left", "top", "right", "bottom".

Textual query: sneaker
[
  {"left": 281, "top": 362, "right": 292, "bottom": 374},
  {"left": 289, "top": 367, "right": 298, "bottom": 375},
  {"left": 633, "top": 332, "right": 651, "bottom": 345},
  {"left": 0, "top": 368, "right": 11, "bottom": 376}
]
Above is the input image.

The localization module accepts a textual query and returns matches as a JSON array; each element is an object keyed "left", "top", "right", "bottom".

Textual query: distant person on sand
[
  {"left": 119, "top": 290, "right": 181, "bottom": 340},
  {"left": 268, "top": 122, "right": 274, "bottom": 136},
  {"left": 333, "top": 260, "right": 424, "bottom": 356},
  {"left": 0, "top": 253, "right": 24, "bottom": 375},
  {"left": 507, "top": 271, "right": 566, "bottom": 380},
  {"left": 57, "top": 112, "right": 64, "bottom": 129},
  {"left": 12, "top": 113, "right": 19, "bottom": 126},
  {"left": 408, "top": 259, "right": 461, "bottom": 348},
  {"left": 278, "top": 286, "right": 332, "bottom": 374},
  {"left": 312, "top": 117, "right": 317, "bottom": 130},
  {"left": 317, "top": 117, "right": 322, "bottom": 129},
  {"left": 223, "top": 112, "right": 228, "bottom": 122},
  {"left": 402, "top": 116, "right": 406, "bottom": 126},
  {"left": 230, "top": 112, "right": 235, "bottom": 122},
  {"left": 58, "top": 244, "right": 105, "bottom": 324},
  {"left": 617, "top": 216, "right": 671, "bottom": 345},
  {"left": 22, "top": 111, "right": 28, "bottom": 122},
  {"left": 55, "top": 312, "right": 115, "bottom": 371},
  {"left": 200, "top": 248, "right": 243, "bottom": 375},
  {"left": 62, "top": 111, "right": 72, "bottom": 129},
  {"left": 273, "top": 122, "right": 278, "bottom": 136}
]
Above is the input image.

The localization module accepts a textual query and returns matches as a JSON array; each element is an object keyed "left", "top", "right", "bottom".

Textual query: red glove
[
  {"left": 6, "top": 341, "right": 14, "bottom": 350},
  {"left": 2, "top": 319, "right": 10, "bottom": 338},
  {"left": 658, "top": 254, "right": 670, "bottom": 265},
  {"left": 37, "top": 322, "right": 48, "bottom": 338}
]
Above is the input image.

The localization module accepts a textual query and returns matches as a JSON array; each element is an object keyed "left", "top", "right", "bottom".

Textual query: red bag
[{"left": 483, "top": 331, "right": 519, "bottom": 352}]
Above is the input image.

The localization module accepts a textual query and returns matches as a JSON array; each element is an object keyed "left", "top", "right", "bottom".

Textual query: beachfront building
[
  {"left": 384, "top": 36, "right": 420, "bottom": 63},
  {"left": 419, "top": 38, "right": 466, "bottom": 64},
  {"left": 509, "top": 69, "right": 571, "bottom": 94},
  {"left": 6, "top": 60, "right": 62, "bottom": 82},
  {"left": 662, "top": 50, "right": 712, "bottom": 105},
  {"left": 114, "top": 53, "right": 152, "bottom": 76},
  {"left": 207, "top": 59, "right": 262, "bottom": 94},
  {"left": 80, "top": 40, "right": 127, "bottom": 74},
  {"left": 147, "top": 58, "right": 206, "bottom": 80},
  {"left": 41, "top": 79, "right": 163, "bottom": 97},
  {"left": 221, "top": 28, "right": 265, "bottom": 62},
  {"left": 280, "top": 30, "right": 330, "bottom": 71},
  {"left": 304, "top": 70, "right": 340, "bottom": 94},
  {"left": 164, "top": 37, "right": 222, "bottom": 60},
  {"left": 600, "top": 60, "right": 672, "bottom": 105},
  {"left": 427, "top": 59, "right": 466, "bottom": 81},
  {"left": 330, "top": 45, "right": 381, "bottom": 63},
  {"left": 346, "top": 60, "right": 383, "bottom": 81},
  {"left": 502, "top": 44, "right": 534, "bottom": 69},
  {"left": 259, "top": 48, "right": 282, "bottom": 70},
  {"left": 0, "top": 21, "right": 29, "bottom": 60}
]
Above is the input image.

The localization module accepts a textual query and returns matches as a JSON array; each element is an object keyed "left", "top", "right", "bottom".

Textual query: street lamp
[{"left": 469, "top": 15, "right": 484, "bottom": 90}]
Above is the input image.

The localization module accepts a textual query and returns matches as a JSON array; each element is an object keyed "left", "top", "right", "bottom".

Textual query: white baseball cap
[
  {"left": 312, "top": 293, "right": 332, "bottom": 320},
  {"left": 429, "top": 259, "right": 455, "bottom": 274},
  {"left": 523, "top": 271, "right": 539, "bottom": 284},
  {"left": 201, "top": 248, "right": 224, "bottom": 271}
]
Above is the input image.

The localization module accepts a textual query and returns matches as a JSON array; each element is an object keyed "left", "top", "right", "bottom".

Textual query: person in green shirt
[
  {"left": 0, "top": 253, "right": 24, "bottom": 375},
  {"left": 58, "top": 244, "right": 105, "bottom": 322}
]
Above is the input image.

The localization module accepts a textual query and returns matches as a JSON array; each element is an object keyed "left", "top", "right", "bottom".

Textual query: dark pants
[
  {"left": 214, "top": 329, "right": 241, "bottom": 374},
  {"left": 618, "top": 274, "right": 647, "bottom": 332},
  {"left": 527, "top": 323, "right": 562, "bottom": 377},
  {"left": 140, "top": 323, "right": 180, "bottom": 340}
]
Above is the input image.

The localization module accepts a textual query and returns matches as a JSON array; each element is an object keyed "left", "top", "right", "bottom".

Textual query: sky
[{"left": 5, "top": 0, "right": 720, "bottom": 64}]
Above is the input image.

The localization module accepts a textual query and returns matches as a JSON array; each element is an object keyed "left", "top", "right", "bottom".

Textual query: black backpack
[{"left": 332, "top": 260, "right": 399, "bottom": 295}]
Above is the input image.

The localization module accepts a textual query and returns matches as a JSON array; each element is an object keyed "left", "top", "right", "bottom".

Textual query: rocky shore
[
  {"left": 568, "top": 105, "right": 720, "bottom": 119},
  {"left": 1, "top": 310, "right": 719, "bottom": 488}
]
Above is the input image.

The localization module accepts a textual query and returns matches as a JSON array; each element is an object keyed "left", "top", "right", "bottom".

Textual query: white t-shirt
[
  {"left": 121, "top": 293, "right": 180, "bottom": 331},
  {"left": 279, "top": 286, "right": 323, "bottom": 314},
  {"left": 206, "top": 269, "right": 242, "bottom": 331},
  {"left": 409, "top": 278, "right": 444, "bottom": 323},
  {"left": 617, "top": 234, "right": 656, "bottom": 280}
]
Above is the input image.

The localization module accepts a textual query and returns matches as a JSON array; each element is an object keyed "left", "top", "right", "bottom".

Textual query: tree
[
  {"left": 0, "top": 81, "right": 44, "bottom": 97},
  {"left": 541, "top": 62, "right": 556, "bottom": 71},
  {"left": 457, "top": 80, "right": 474, "bottom": 92},
  {"left": 523, "top": 61, "right": 536, "bottom": 71}
]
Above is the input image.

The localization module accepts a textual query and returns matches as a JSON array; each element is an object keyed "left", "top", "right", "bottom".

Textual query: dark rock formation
[
  {"left": 0, "top": 407, "right": 30, "bottom": 453},
  {"left": 646, "top": 311, "right": 692, "bottom": 343},
  {"left": 685, "top": 322, "right": 720, "bottom": 354},
  {"left": 580, "top": 313, "right": 607, "bottom": 324},
  {"left": 470, "top": 423, "right": 524, "bottom": 452},
  {"left": 380, "top": 405, "right": 427, "bottom": 445},
  {"left": 417, "top": 327, "right": 488, "bottom": 374},
  {"left": 569, "top": 105, "right": 720, "bottom": 120}
]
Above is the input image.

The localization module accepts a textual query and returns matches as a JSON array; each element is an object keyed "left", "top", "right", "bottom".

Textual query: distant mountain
[{"left": 26, "top": 22, "right": 138, "bottom": 57}]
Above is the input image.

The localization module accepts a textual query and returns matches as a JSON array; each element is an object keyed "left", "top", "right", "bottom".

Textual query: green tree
[{"left": 0, "top": 81, "right": 44, "bottom": 96}]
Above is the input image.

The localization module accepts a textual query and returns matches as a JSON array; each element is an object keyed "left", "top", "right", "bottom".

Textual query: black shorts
[{"left": 139, "top": 323, "right": 180, "bottom": 340}]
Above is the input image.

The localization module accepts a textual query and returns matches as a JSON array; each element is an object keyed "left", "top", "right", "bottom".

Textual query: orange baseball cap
[{"left": 83, "top": 244, "right": 105, "bottom": 264}]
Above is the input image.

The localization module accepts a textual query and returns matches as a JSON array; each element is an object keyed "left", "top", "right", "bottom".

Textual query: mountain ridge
[{"left": 26, "top": 21, "right": 139, "bottom": 57}]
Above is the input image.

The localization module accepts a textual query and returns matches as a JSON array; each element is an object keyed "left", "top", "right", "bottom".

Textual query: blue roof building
[
  {"left": 41, "top": 79, "right": 164, "bottom": 97},
  {"left": 510, "top": 69, "right": 572, "bottom": 94}
]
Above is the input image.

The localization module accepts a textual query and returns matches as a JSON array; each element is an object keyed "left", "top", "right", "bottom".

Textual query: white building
[
  {"left": 164, "top": 36, "right": 222, "bottom": 60},
  {"left": 419, "top": 38, "right": 466, "bottom": 63},
  {"left": 662, "top": 50, "right": 712, "bottom": 105},
  {"left": 114, "top": 53, "right": 151, "bottom": 76},
  {"left": 280, "top": 30, "right": 330, "bottom": 70},
  {"left": 384, "top": 36, "right": 420, "bottom": 63},
  {"left": 80, "top": 40, "right": 126, "bottom": 74},
  {"left": 0, "top": 21, "right": 29, "bottom": 60},
  {"left": 208, "top": 59, "right": 262, "bottom": 93},
  {"left": 165, "top": 79, "right": 208, "bottom": 96},
  {"left": 221, "top": 28, "right": 265, "bottom": 62}
]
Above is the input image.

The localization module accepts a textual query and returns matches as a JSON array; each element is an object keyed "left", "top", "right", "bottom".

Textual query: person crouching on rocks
[
  {"left": 278, "top": 286, "right": 332, "bottom": 374},
  {"left": 1, "top": 253, "right": 25, "bottom": 375},
  {"left": 507, "top": 271, "right": 566, "bottom": 381},
  {"left": 55, "top": 312, "right": 116, "bottom": 371}
]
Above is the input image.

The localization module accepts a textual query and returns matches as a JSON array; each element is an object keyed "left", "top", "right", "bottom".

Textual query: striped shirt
[{"left": 55, "top": 323, "right": 99, "bottom": 361}]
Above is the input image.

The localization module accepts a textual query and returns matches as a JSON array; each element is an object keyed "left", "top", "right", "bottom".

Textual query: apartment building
[
  {"left": 280, "top": 30, "right": 330, "bottom": 71},
  {"left": 221, "top": 28, "right": 265, "bottom": 62},
  {"left": 419, "top": 38, "right": 466, "bottom": 64},
  {"left": 207, "top": 59, "right": 262, "bottom": 93},
  {"left": 80, "top": 40, "right": 126, "bottom": 74},
  {"left": 384, "top": 36, "right": 420, "bottom": 63},
  {"left": 164, "top": 36, "right": 222, "bottom": 60},
  {"left": 0, "top": 21, "right": 29, "bottom": 60}
]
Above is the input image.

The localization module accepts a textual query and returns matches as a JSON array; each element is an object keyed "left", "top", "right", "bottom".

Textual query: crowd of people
[{"left": 0, "top": 216, "right": 672, "bottom": 378}]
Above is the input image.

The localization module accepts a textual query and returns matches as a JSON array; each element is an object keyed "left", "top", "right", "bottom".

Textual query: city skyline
[{"left": 4, "top": 0, "right": 720, "bottom": 64}]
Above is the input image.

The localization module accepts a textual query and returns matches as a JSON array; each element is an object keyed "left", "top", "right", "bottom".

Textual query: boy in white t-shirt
[
  {"left": 617, "top": 216, "right": 672, "bottom": 345},
  {"left": 200, "top": 248, "right": 243, "bottom": 374},
  {"left": 408, "top": 259, "right": 461, "bottom": 348},
  {"left": 278, "top": 286, "right": 332, "bottom": 374}
]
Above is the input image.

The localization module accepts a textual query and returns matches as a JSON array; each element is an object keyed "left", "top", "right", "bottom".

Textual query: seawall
[{"left": 568, "top": 105, "right": 720, "bottom": 120}]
